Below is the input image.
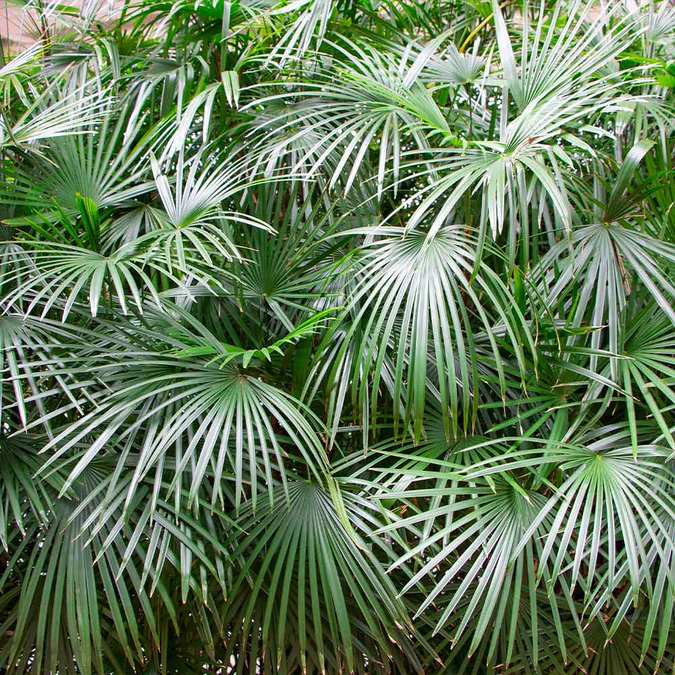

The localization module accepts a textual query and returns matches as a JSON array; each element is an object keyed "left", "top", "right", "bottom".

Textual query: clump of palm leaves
[{"left": 1, "top": 0, "right": 675, "bottom": 672}]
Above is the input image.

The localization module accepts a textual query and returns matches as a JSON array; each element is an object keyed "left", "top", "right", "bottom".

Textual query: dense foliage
[{"left": 2, "top": 0, "right": 675, "bottom": 672}]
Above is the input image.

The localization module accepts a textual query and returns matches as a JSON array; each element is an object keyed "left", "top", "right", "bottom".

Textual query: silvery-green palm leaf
[
  {"left": 491, "top": 0, "right": 636, "bottom": 113},
  {"left": 315, "top": 225, "right": 533, "bottom": 442},
  {"left": 422, "top": 42, "right": 487, "bottom": 88},
  {"left": 0, "top": 42, "right": 44, "bottom": 108},
  {"left": 147, "top": 149, "right": 274, "bottom": 268},
  {"left": 370, "top": 428, "right": 675, "bottom": 668},
  {"left": 0, "top": 310, "right": 99, "bottom": 430},
  {"left": 1, "top": 147, "right": 279, "bottom": 319},
  {"left": 1, "top": 93, "right": 173, "bottom": 218},
  {"left": 2, "top": 0, "right": 675, "bottom": 671},
  {"left": 533, "top": 217, "right": 675, "bottom": 370},
  {"left": 465, "top": 430, "right": 675, "bottom": 640},
  {"left": 585, "top": 305, "right": 675, "bottom": 453},
  {"left": 36, "top": 309, "right": 329, "bottom": 512},
  {"left": 399, "top": 0, "right": 651, "bottom": 248},
  {"left": 0, "top": 71, "right": 109, "bottom": 151},
  {"left": 246, "top": 37, "right": 451, "bottom": 197},
  {"left": 371, "top": 437, "right": 582, "bottom": 666},
  {"left": 268, "top": 0, "right": 334, "bottom": 65}
]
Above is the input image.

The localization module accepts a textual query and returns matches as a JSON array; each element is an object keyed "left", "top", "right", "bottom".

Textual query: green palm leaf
[{"left": 223, "top": 478, "right": 426, "bottom": 673}]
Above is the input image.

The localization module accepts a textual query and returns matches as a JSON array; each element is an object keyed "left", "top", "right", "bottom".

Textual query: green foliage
[{"left": 1, "top": 0, "right": 675, "bottom": 672}]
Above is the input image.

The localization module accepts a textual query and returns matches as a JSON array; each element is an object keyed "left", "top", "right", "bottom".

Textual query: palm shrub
[{"left": 1, "top": 0, "right": 675, "bottom": 672}]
